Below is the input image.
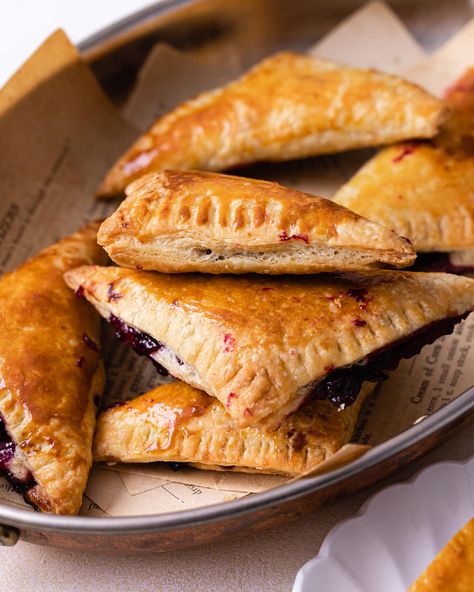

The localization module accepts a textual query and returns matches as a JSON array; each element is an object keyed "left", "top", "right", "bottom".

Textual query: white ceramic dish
[{"left": 293, "top": 456, "right": 474, "bottom": 592}]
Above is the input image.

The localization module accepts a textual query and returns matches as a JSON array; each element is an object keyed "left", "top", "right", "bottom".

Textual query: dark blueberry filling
[
  {"left": 409, "top": 252, "right": 474, "bottom": 275},
  {"left": 108, "top": 315, "right": 170, "bottom": 376},
  {"left": 0, "top": 417, "right": 35, "bottom": 494},
  {"left": 314, "top": 313, "right": 468, "bottom": 408},
  {"left": 108, "top": 313, "right": 468, "bottom": 411},
  {"left": 167, "top": 462, "right": 185, "bottom": 472},
  {"left": 82, "top": 333, "right": 99, "bottom": 352}
]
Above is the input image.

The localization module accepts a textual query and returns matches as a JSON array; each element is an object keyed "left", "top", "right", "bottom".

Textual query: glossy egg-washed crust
[
  {"left": 334, "top": 68, "right": 474, "bottom": 252},
  {"left": 96, "top": 52, "right": 445, "bottom": 198},
  {"left": 93, "top": 381, "right": 372, "bottom": 476},
  {"left": 98, "top": 170, "right": 415, "bottom": 274},
  {"left": 0, "top": 223, "right": 107, "bottom": 515},
  {"left": 64, "top": 266, "right": 474, "bottom": 429},
  {"left": 410, "top": 517, "right": 474, "bottom": 592}
]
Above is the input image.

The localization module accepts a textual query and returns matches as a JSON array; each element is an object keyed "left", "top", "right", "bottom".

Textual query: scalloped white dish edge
[{"left": 293, "top": 456, "right": 474, "bottom": 592}]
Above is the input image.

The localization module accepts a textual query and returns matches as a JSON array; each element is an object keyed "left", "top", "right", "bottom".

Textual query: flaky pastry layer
[
  {"left": 93, "top": 381, "right": 371, "bottom": 476},
  {"left": 98, "top": 170, "right": 415, "bottom": 274}
]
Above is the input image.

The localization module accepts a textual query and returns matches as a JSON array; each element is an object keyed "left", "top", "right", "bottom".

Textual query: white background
[
  {"left": 0, "top": 0, "right": 155, "bottom": 86},
  {"left": 1, "top": 2, "right": 474, "bottom": 591}
]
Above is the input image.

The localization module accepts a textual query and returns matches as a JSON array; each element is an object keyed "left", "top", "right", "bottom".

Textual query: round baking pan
[{"left": 0, "top": 0, "right": 473, "bottom": 552}]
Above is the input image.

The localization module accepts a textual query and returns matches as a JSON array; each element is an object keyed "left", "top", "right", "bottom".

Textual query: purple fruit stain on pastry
[
  {"left": 314, "top": 313, "right": 468, "bottom": 408},
  {"left": 106, "top": 400, "right": 127, "bottom": 410},
  {"left": 0, "top": 416, "right": 36, "bottom": 494},
  {"left": 392, "top": 145, "right": 416, "bottom": 163},
  {"left": 75, "top": 285, "right": 85, "bottom": 298},
  {"left": 223, "top": 334, "right": 235, "bottom": 352},
  {"left": 108, "top": 315, "right": 170, "bottom": 376},
  {"left": 347, "top": 288, "right": 368, "bottom": 302},
  {"left": 225, "top": 392, "right": 238, "bottom": 408},
  {"left": 76, "top": 356, "right": 85, "bottom": 368},
  {"left": 352, "top": 318, "right": 367, "bottom": 327},
  {"left": 279, "top": 231, "right": 309, "bottom": 243},
  {"left": 82, "top": 333, "right": 99, "bottom": 352},
  {"left": 107, "top": 282, "right": 123, "bottom": 302}
]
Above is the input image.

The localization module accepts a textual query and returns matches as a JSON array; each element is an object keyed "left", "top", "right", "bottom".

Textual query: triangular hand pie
[
  {"left": 334, "top": 68, "right": 474, "bottom": 259},
  {"left": 64, "top": 266, "right": 474, "bottom": 429},
  {"left": 96, "top": 52, "right": 444, "bottom": 198},
  {"left": 0, "top": 223, "right": 107, "bottom": 514},
  {"left": 97, "top": 170, "right": 415, "bottom": 274},
  {"left": 409, "top": 517, "right": 474, "bottom": 592},
  {"left": 93, "top": 381, "right": 372, "bottom": 476}
]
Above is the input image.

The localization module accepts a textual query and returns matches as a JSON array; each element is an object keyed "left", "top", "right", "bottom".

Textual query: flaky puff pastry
[
  {"left": 410, "top": 518, "right": 474, "bottom": 592},
  {"left": 96, "top": 52, "right": 445, "bottom": 198},
  {"left": 334, "top": 68, "right": 474, "bottom": 253},
  {"left": 64, "top": 266, "right": 474, "bottom": 429},
  {"left": 98, "top": 170, "right": 415, "bottom": 274},
  {"left": 93, "top": 381, "right": 372, "bottom": 476},
  {"left": 0, "top": 223, "right": 107, "bottom": 514}
]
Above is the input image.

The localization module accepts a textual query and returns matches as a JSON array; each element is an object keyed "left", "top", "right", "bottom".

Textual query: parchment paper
[{"left": 0, "top": 2, "right": 473, "bottom": 517}]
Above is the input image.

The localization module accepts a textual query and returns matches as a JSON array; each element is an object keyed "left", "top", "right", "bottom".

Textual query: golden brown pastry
[
  {"left": 93, "top": 381, "right": 372, "bottom": 476},
  {"left": 98, "top": 170, "right": 415, "bottom": 274},
  {"left": 96, "top": 52, "right": 445, "bottom": 198},
  {"left": 334, "top": 68, "right": 474, "bottom": 261},
  {"left": 64, "top": 266, "right": 474, "bottom": 429},
  {"left": 410, "top": 517, "right": 474, "bottom": 592},
  {"left": 0, "top": 223, "right": 107, "bottom": 514}
]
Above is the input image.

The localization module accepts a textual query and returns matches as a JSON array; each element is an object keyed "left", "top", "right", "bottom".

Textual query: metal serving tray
[{"left": 0, "top": 0, "right": 473, "bottom": 552}]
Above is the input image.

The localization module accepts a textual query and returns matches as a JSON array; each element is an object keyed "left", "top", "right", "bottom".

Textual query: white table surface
[{"left": 1, "top": 2, "right": 474, "bottom": 591}]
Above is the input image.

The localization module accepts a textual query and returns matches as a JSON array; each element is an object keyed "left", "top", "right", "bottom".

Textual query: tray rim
[
  {"left": 0, "top": 383, "right": 472, "bottom": 534},
  {"left": 0, "top": 0, "right": 473, "bottom": 536}
]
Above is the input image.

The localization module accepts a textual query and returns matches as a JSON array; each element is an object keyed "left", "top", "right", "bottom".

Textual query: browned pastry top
[
  {"left": 93, "top": 381, "right": 371, "bottom": 476},
  {"left": 0, "top": 223, "right": 106, "bottom": 514},
  {"left": 334, "top": 67, "right": 474, "bottom": 252},
  {"left": 65, "top": 266, "right": 474, "bottom": 429},
  {"left": 97, "top": 52, "right": 444, "bottom": 197},
  {"left": 97, "top": 169, "right": 415, "bottom": 273},
  {"left": 410, "top": 517, "right": 474, "bottom": 592}
]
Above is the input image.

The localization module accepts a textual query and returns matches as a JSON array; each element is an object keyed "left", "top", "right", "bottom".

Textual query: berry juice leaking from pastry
[
  {"left": 0, "top": 416, "right": 35, "bottom": 495},
  {"left": 0, "top": 223, "right": 106, "bottom": 514},
  {"left": 64, "top": 266, "right": 474, "bottom": 430}
]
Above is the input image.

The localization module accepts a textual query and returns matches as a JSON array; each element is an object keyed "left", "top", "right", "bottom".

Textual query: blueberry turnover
[
  {"left": 64, "top": 267, "right": 474, "bottom": 430},
  {"left": 410, "top": 517, "right": 474, "bottom": 592},
  {"left": 0, "top": 223, "right": 107, "bottom": 514},
  {"left": 96, "top": 52, "right": 445, "bottom": 198},
  {"left": 334, "top": 68, "right": 474, "bottom": 274},
  {"left": 93, "top": 381, "right": 373, "bottom": 476},
  {"left": 97, "top": 170, "right": 415, "bottom": 274}
]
